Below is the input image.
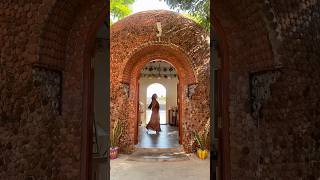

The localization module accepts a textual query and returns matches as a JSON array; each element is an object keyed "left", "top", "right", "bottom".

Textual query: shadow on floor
[{"left": 137, "top": 124, "right": 180, "bottom": 148}]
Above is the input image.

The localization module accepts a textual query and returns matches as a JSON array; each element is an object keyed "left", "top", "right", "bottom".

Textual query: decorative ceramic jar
[
  {"left": 197, "top": 149, "right": 208, "bottom": 160},
  {"left": 110, "top": 147, "right": 119, "bottom": 159}
]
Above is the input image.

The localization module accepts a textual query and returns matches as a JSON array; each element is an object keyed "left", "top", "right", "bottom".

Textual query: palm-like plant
[
  {"left": 110, "top": 119, "right": 124, "bottom": 148},
  {"left": 192, "top": 119, "right": 210, "bottom": 150}
]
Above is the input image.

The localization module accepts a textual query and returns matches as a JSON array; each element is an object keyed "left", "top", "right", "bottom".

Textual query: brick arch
[
  {"left": 38, "top": 1, "right": 80, "bottom": 70},
  {"left": 122, "top": 42, "right": 197, "bottom": 85},
  {"left": 110, "top": 10, "right": 210, "bottom": 152},
  {"left": 213, "top": 1, "right": 280, "bottom": 180},
  {"left": 123, "top": 43, "right": 197, "bottom": 145},
  {"left": 36, "top": 1, "right": 108, "bottom": 180},
  {"left": 34, "top": 1, "right": 282, "bottom": 180}
]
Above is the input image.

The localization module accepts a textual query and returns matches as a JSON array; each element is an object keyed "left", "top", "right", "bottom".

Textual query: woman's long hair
[{"left": 148, "top": 94, "right": 157, "bottom": 109}]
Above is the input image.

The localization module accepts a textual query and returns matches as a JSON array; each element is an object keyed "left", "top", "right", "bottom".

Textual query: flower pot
[
  {"left": 110, "top": 147, "right": 119, "bottom": 160},
  {"left": 197, "top": 149, "right": 208, "bottom": 160}
]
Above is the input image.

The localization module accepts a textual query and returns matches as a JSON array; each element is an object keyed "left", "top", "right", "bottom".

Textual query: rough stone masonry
[
  {"left": 110, "top": 10, "right": 210, "bottom": 153},
  {"left": 0, "top": 0, "right": 319, "bottom": 180}
]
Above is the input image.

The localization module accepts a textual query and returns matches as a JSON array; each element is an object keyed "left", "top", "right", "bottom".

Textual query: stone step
[
  {"left": 126, "top": 147, "right": 190, "bottom": 162},
  {"left": 133, "top": 146, "right": 184, "bottom": 152}
]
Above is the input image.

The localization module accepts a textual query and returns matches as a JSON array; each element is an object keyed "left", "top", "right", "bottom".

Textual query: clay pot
[
  {"left": 197, "top": 149, "right": 208, "bottom": 160},
  {"left": 110, "top": 147, "right": 119, "bottom": 160}
]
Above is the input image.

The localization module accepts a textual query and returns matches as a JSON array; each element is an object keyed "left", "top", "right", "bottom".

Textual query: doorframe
[
  {"left": 134, "top": 65, "right": 183, "bottom": 145},
  {"left": 81, "top": 48, "right": 95, "bottom": 180},
  {"left": 81, "top": 6, "right": 109, "bottom": 180},
  {"left": 178, "top": 82, "right": 182, "bottom": 144},
  {"left": 80, "top": 11, "right": 230, "bottom": 180},
  {"left": 212, "top": 15, "right": 231, "bottom": 180},
  {"left": 135, "top": 80, "right": 140, "bottom": 144}
]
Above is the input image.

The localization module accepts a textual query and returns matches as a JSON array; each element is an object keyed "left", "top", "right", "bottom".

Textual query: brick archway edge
[
  {"left": 122, "top": 42, "right": 197, "bottom": 85},
  {"left": 38, "top": 2, "right": 214, "bottom": 180}
]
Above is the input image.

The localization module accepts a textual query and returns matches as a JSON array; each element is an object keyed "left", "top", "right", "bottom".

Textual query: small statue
[{"left": 156, "top": 22, "right": 162, "bottom": 42}]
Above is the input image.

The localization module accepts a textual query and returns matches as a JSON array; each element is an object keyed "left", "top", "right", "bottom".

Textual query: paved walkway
[
  {"left": 110, "top": 153, "right": 210, "bottom": 180},
  {"left": 110, "top": 124, "right": 209, "bottom": 180}
]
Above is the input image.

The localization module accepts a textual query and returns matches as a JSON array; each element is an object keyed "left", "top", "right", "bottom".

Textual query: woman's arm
[{"left": 148, "top": 102, "right": 152, "bottom": 109}]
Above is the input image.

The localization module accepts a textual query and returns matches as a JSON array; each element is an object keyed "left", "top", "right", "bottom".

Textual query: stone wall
[
  {"left": 0, "top": 0, "right": 107, "bottom": 179},
  {"left": 0, "top": 0, "right": 319, "bottom": 179},
  {"left": 214, "top": 0, "right": 320, "bottom": 179},
  {"left": 0, "top": 1, "right": 64, "bottom": 179},
  {"left": 110, "top": 11, "right": 210, "bottom": 152}
]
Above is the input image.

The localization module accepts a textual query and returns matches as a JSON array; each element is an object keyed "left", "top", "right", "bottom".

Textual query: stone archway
[
  {"left": 110, "top": 11, "right": 210, "bottom": 153},
  {"left": 37, "top": 2, "right": 109, "bottom": 179},
  {"left": 212, "top": 1, "right": 286, "bottom": 179},
  {"left": 35, "top": 2, "right": 212, "bottom": 178},
  {"left": 122, "top": 42, "right": 197, "bottom": 145},
  {"left": 34, "top": 3, "right": 210, "bottom": 178},
  {"left": 32, "top": 0, "right": 317, "bottom": 180},
  {"left": 34, "top": 1, "right": 276, "bottom": 178}
]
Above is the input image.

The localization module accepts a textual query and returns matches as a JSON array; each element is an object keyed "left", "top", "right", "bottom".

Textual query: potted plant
[
  {"left": 192, "top": 119, "right": 210, "bottom": 160},
  {"left": 110, "top": 119, "right": 123, "bottom": 159}
]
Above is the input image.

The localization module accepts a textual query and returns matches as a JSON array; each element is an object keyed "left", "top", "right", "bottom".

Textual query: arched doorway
[
  {"left": 137, "top": 60, "right": 180, "bottom": 148},
  {"left": 40, "top": 6, "right": 210, "bottom": 180},
  {"left": 34, "top": 0, "right": 312, "bottom": 179},
  {"left": 121, "top": 43, "right": 198, "bottom": 146},
  {"left": 109, "top": 10, "right": 209, "bottom": 178},
  {"left": 146, "top": 83, "right": 166, "bottom": 125}
]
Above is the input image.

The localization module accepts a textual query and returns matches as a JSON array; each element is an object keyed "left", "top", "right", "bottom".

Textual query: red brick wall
[{"left": 110, "top": 11, "right": 210, "bottom": 152}]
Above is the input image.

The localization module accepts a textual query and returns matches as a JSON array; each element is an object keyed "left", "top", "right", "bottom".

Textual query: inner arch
[
  {"left": 146, "top": 83, "right": 167, "bottom": 124},
  {"left": 122, "top": 43, "right": 197, "bottom": 85}
]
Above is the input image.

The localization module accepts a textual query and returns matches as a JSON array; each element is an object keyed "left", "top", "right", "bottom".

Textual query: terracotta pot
[
  {"left": 196, "top": 149, "right": 208, "bottom": 160},
  {"left": 110, "top": 147, "right": 119, "bottom": 160}
]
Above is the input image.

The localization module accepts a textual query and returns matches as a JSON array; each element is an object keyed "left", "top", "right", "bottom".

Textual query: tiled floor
[
  {"left": 110, "top": 125, "right": 210, "bottom": 180},
  {"left": 137, "top": 124, "right": 180, "bottom": 148}
]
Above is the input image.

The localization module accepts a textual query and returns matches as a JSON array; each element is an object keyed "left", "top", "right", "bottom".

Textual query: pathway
[
  {"left": 110, "top": 124, "right": 210, "bottom": 180},
  {"left": 110, "top": 153, "right": 210, "bottom": 180}
]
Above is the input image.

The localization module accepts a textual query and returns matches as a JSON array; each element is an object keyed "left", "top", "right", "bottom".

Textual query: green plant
[
  {"left": 164, "top": 0, "right": 210, "bottom": 31},
  {"left": 110, "top": 0, "right": 135, "bottom": 24},
  {"left": 192, "top": 119, "right": 210, "bottom": 150},
  {"left": 110, "top": 119, "right": 124, "bottom": 148}
]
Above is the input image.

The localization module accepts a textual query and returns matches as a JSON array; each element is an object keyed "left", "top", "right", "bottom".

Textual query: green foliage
[
  {"left": 110, "top": 119, "right": 124, "bottom": 147},
  {"left": 164, "top": 0, "right": 210, "bottom": 31},
  {"left": 182, "top": 13, "right": 202, "bottom": 25},
  {"left": 110, "top": 0, "right": 209, "bottom": 30},
  {"left": 110, "top": 0, "right": 135, "bottom": 23},
  {"left": 191, "top": 118, "right": 210, "bottom": 150}
]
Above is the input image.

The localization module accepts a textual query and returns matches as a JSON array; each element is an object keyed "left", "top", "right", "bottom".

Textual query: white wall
[{"left": 139, "top": 77, "right": 179, "bottom": 125}]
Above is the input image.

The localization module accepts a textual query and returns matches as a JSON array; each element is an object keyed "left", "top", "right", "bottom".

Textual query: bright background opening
[
  {"left": 131, "top": 0, "right": 173, "bottom": 13},
  {"left": 146, "top": 83, "right": 166, "bottom": 124}
]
